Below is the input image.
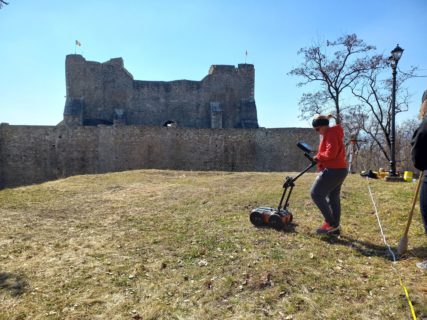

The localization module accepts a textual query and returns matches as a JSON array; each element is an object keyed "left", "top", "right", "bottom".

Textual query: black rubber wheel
[
  {"left": 250, "top": 211, "right": 265, "bottom": 226},
  {"left": 269, "top": 214, "right": 284, "bottom": 230}
]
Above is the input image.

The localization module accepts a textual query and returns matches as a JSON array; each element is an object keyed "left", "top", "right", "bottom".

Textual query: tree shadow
[{"left": 0, "top": 272, "right": 28, "bottom": 297}]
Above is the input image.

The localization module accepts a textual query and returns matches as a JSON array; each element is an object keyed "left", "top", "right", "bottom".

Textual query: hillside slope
[{"left": 0, "top": 170, "right": 426, "bottom": 319}]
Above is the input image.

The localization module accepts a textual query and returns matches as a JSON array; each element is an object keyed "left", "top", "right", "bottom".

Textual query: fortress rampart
[
  {"left": 63, "top": 55, "right": 259, "bottom": 129},
  {"left": 0, "top": 56, "right": 318, "bottom": 189},
  {"left": 0, "top": 124, "right": 317, "bottom": 189}
]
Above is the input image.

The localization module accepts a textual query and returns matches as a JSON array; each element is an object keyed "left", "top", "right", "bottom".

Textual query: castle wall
[
  {"left": 0, "top": 124, "right": 317, "bottom": 189},
  {"left": 64, "top": 55, "right": 258, "bottom": 128}
]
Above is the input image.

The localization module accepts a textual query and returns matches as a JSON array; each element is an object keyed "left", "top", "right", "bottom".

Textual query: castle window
[
  {"left": 163, "top": 121, "right": 177, "bottom": 128},
  {"left": 83, "top": 119, "right": 113, "bottom": 126}
]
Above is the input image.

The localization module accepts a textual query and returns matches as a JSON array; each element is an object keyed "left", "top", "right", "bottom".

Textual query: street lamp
[{"left": 388, "top": 44, "right": 404, "bottom": 178}]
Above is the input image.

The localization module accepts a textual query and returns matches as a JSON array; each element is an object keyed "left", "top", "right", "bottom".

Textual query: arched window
[{"left": 163, "top": 120, "right": 177, "bottom": 127}]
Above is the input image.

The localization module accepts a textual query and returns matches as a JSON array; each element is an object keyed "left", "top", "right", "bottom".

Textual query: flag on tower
[{"left": 75, "top": 40, "right": 81, "bottom": 46}]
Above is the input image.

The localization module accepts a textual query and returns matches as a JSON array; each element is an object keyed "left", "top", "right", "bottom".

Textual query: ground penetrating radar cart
[{"left": 249, "top": 142, "right": 317, "bottom": 230}]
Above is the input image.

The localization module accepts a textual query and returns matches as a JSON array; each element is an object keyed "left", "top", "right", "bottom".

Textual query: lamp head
[{"left": 391, "top": 44, "right": 404, "bottom": 62}]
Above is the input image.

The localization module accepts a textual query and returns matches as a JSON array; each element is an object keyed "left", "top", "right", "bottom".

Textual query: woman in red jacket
[{"left": 311, "top": 115, "right": 348, "bottom": 235}]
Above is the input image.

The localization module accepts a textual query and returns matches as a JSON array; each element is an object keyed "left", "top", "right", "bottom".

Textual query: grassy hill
[{"left": 0, "top": 170, "right": 426, "bottom": 319}]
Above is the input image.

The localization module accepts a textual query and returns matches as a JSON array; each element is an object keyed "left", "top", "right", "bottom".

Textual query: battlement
[
  {"left": 208, "top": 65, "right": 236, "bottom": 74},
  {"left": 62, "top": 55, "right": 258, "bottom": 129},
  {"left": 208, "top": 63, "right": 254, "bottom": 75}
]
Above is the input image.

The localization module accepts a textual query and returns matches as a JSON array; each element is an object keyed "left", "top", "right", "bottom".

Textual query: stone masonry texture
[
  {"left": 63, "top": 55, "right": 259, "bottom": 129},
  {"left": 0, "top": 124, "right": 318, "bottom": 188},
  {"left": 0, "top": 56, "right": 318, "bottom": 188}
]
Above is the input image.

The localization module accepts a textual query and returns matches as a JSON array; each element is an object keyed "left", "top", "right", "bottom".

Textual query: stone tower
[{"left": 62, "top": 55, "right": 259, "bottom": 128}]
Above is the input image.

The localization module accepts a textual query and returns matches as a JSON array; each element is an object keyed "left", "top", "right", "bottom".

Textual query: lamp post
[{"left": 388, "top": 44, "right": 404, "bottom": 178}]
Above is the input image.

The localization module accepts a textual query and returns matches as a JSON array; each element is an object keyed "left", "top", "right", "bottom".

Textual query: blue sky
[{"left": 0, "top": 0, "right": 426, "bottom": 128}]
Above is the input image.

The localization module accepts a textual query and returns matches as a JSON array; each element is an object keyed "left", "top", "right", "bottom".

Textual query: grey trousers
[{"left": 310, "top": 168, "right": 348, "bottom": 227}]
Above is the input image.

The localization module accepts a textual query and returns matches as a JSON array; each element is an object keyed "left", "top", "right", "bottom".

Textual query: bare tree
[
  {"left": 341, "top": 104, "right": 367, "bottom": 140},
  {"left": 0, "top": 1, "right": 9, "bottom": 9},
  {"left": 396, "top": 119, "right": 420, "bottom": 172},
  {"left": 298, "top": 91, "right": 329, "bottom": 119},
  {"left": 289, "top": 34, "right": 378, "bottom": 123},
  {"left": 354, "top": 118, "right": 420, "bottom": 173},
  {"left": 350, "top": 56, "right": 416, "bottom": 162}
]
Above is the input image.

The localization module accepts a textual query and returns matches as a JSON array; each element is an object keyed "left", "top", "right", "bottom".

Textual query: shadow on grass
[
  {"left": 0, "top": 272, "right": 28, "bottom": 296},
  {"left": 253, "top": 222, "right": 299, "bottom": 234},
  {"left": 327, "top": 235, "right": 427, "bottom": 261},
  {"left": 319, "top": 235, "right": 398, "bottom": 260},
  {"left": 405, "top": 246, "right": 427, "bottom": 260}
]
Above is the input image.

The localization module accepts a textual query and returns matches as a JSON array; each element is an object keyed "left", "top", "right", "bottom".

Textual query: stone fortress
[
  {"left": 63, "top": 55, "right": 259, "bottom": 129},
  {"left": 0, "top": 55, "right": 316, "bottom": 189}
]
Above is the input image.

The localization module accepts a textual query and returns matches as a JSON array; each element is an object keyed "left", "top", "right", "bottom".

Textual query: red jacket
[{"left": 315, "top": 125, "right": 348, "bottom": 171}]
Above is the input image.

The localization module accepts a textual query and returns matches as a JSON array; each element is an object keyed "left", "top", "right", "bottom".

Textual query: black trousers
[{"left": 421, "top": 171, "right": 427, "bottom": 234}]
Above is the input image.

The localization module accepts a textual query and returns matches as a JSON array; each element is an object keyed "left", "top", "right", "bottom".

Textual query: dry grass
[{"left": 0, "top": 169, "right": 426, "bottom": 319}]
